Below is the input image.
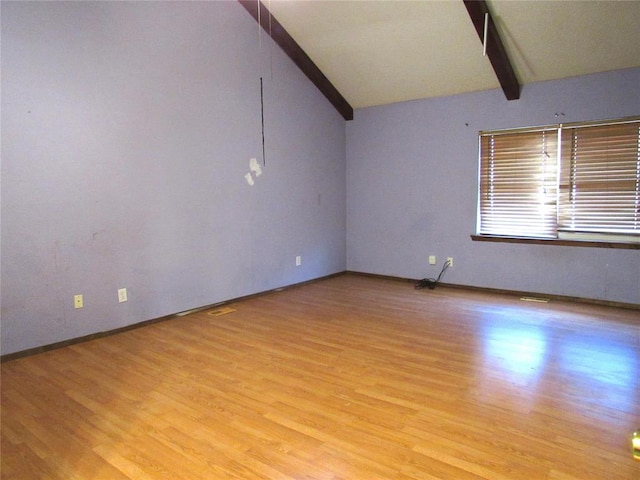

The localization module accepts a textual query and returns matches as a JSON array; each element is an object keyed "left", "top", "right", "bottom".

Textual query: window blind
[
  {"left": 478, "top": 128, "right": 558, "bottom": 238},
  {"left": 559, "top": 121, "right": 640, "bottom": 235}
]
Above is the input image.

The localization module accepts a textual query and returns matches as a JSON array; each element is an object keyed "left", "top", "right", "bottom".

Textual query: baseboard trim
[
  {"left": 3, "top": 270, "right": 636, "bottom": 363},
  {"left": 0, "top": 272, "right": 343, "bottom": 364},
  {"left": 346, "top": 270, "right": 640, "bottom": 311}
]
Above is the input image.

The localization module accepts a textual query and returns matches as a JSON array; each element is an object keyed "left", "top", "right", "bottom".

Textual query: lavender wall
[
  {"left": 347, "top": 68, "right": 640, "bottom": 305},
  {"left": 1, "top": 1, "right": 346, "bottom": 355},
  {"left": 2, "top": 3, "right": 637, "bottom": 357}
]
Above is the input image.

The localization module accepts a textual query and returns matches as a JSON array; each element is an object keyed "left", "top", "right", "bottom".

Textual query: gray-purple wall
[
  {"left": 1, "top": 1, "right": 347, "bottom": 355},
  {"left": 347, "top": 68, "right": 640, "bottom": 305},
  {"left": 2, "top": 2, "right": 638, "bottom": 357}
]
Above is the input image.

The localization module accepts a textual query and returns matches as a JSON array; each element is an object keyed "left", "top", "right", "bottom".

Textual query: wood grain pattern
[{"left": 2, "top": 273, "right": 639, "bottom": 479}]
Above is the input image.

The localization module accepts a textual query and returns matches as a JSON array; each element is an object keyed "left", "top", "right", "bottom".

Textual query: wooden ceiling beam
[
  {"left": 463, "top": 0, "right": 520, "bottom": 100},
  {"left": 237, "top": 0, "right": 354, "bottom": 121}
]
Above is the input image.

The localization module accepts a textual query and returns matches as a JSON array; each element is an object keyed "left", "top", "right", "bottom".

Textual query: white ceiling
[{"left": 266, "top": 0, "right": 640, "bottom": 109}]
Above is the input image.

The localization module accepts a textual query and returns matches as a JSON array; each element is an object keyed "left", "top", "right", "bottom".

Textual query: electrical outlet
[
  {"left": 74, "top": 294, "right": 83, "bottom": 309},
  {"left": 118, "top": 288, "right": 128, "bottom": 303},
  {"left": 429, "top": 255, "right": 436, "bottom": 265},
  {"left": 447, "top": 257, "right": 454, "bottom": 267},
  {"left": 296, "top": 256, "right": 302, "bottom": 267}
]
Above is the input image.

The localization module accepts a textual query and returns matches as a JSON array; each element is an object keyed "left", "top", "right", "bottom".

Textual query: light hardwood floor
[{"left": 2, "top": 273, "right": 639, "bottom": 479}]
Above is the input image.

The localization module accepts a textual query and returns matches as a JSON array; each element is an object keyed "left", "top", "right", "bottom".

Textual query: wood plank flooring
[{"left": 2, "top": 273, "right": 639, "bottom": 479}]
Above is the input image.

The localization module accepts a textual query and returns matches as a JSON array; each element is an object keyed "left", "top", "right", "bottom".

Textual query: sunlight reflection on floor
[{"left": 478, "top": 305, "right": 639, "bottom": 412}]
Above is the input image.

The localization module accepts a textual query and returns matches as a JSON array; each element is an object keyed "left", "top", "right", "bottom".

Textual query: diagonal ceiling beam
[
  {"left": 237, "top": 0, "right": 354, "bottom": 121},
  {"left": 463, "top": 0, "right": 520, "bottom": 100}
]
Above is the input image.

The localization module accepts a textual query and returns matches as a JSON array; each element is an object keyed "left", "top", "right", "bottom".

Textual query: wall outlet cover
[{"left": 118, "top": 288, "right": 128, "bottom": 303}]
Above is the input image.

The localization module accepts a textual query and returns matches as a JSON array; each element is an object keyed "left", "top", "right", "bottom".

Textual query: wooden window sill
[{"left": 470, "top": 235, "right": 640, "bottom": 250}]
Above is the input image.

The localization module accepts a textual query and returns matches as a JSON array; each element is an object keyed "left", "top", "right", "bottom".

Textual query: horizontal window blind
[
  {"left": 477, "top": 117, "right": 640, "bottom": 242},
  {"left": 479, "top": 128, "right": 558, "bottom": 238},
  {"left": 559, "top": 121, "right": 640, "bottom": 235}
]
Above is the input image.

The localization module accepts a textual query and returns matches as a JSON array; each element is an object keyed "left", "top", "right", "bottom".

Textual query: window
[{"left": 477, "top": 117, "right": 640, "bottom": 244}]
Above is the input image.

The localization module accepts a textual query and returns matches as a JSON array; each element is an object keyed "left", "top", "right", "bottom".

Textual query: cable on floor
[{"left": 415, "top": 260, "right": 450, "bottom": 290}]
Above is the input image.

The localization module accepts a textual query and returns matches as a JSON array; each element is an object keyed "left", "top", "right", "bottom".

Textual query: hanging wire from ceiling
[
  {"left": 260, "top": 77, "right": 265, "bottom": 166},
  {"left": 256, "top": 0, "right": 268, "bottom": 166},
  {"left": 483, "top": 12, "right": 489, "bottom": 56}
]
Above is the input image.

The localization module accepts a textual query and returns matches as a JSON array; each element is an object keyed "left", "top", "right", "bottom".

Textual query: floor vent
[
  {"left": 207, "top": 307, "right": 237, "bottom": 317},
  {"left": 520, "top": 297, "right": 550, "bottom": 303}
]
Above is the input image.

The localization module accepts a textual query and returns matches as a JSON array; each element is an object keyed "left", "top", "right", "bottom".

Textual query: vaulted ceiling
[{"left": 261, "top": 0, "right": 640, "bottom": 111}]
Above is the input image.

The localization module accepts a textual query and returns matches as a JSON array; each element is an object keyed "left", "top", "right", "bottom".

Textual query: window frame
[{"left": 474, "top": 116, "right": 640, "bottom": 249}]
